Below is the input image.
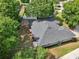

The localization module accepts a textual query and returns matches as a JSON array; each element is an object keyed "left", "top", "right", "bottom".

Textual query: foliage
[
  {"left": 21, "top": 0, "right": 29, "bottom": 3},
  {"left": 25, "top": 0, "right": 54, "bottom": 17},
  {"left": 13, "top": 46, "right": 47, "bottom": 59},
  {"left": 13, "top": 48, "right": 35, "bottom": 59},
  {"left": 0, "top": 16, "right": 19, "bottom": 59},
  {"left": 62, "top": 0, "right": 79, "bottom": 28},
  {"left": 53, "top": 0, "right": 60, "bottom": 3},
  {"left": 36, "top": 46, "right": 48, "bottom": 59},
  {"left": 0, "top": 0, "right": 48, "bottom": 59},
  {"left": 0, "top": 0, "right": 20, "bottom": 20}
]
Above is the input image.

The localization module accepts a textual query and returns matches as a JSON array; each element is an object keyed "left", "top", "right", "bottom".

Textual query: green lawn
[{"left": 48, "top": 41, "right": 79, "bottom": 57}]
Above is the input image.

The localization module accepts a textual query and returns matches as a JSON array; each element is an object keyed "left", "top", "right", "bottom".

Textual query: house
[
  {"left": 59, "top": 48, "right": 79, "bottom": 59},
  {"left": 20, "top": 16, "right": 75, "bottom": 47},
  {"left": 31, "top": 21, "right": 75, "bottom": 47}
]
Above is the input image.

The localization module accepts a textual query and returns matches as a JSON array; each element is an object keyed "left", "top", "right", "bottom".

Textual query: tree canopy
[
  {"left": 25, "top": 0, "right": 54, "bottom": 17},
  {"left": 21, "top": 0, "right": 29, "bottom": 3},
  {"left": 0, "top": 0, "right": 51, "bottom": 59},
  {"left": 0, "top": 15, "right": 19, "bottom": 59},
  {"left": 0, "top": 0, "right": 20, "bottom": 59},
  {"left": 62, "top": 0, "right": 79, "bottom": 28},
  {"left": 0, "top": 0, "right": 20, "bottom": 19}
]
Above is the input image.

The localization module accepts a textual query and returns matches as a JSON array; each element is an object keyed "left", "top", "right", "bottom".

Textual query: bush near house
[{"left": 62, "top": 0, "right": 79, "bottom": 28}]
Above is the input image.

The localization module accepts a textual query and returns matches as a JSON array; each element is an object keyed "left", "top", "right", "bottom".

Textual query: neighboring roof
[
  {"left": 31, "top": 21, "right": 75, "bottom": 46},
  {"left": 59, "top": 48, "right": 79, "bottom": 59}
]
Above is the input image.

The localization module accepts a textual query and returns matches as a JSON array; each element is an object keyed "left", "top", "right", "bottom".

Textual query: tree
[
  {"left": 0, "top": 15, "right": 19, "bottom": 59},
  {"left": 62, "top": 0, "right": 79, "bottom": 28},
  {"left": 0, "top": 0, "right": 20, "bottom": 20},
  {"left": 0, "top": 0, "right": 48, "bottom": 59},
  {"left": 21, "top": 0, "right": 29, "bottom": 3},
  {"left": 25, "top": 0, "right": 54, "bottom": 17}
]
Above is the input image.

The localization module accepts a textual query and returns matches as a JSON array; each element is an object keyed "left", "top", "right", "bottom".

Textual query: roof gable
[
  {"left": 38, "top": 26, "right": 75, "bottom": 46},
  {"left": 31, "top": 21, "right": 60, "bottom": 38}
]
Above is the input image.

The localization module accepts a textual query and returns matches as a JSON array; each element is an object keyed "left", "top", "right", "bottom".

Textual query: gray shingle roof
[
  {"left": 31, "top": 21, "right": 59, "bottom": 38},
  {"left": 31, "top": 21, "right": 75, "bottom": 46},
  {"left": 38, "top": 26, "right": 75, "bottom": 46},
  {"left": 74, "top": 25, "right": 79, "bottom": 32}
]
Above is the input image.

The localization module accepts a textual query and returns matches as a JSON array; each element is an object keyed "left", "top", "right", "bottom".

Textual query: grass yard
[{"left": 48, "top": 41, "right": 79, "bottom": 58}]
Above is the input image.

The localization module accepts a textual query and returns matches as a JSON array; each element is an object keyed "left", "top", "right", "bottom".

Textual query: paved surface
[{"left": 59, "top": 48, "right": 79, "bottom": 59}]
